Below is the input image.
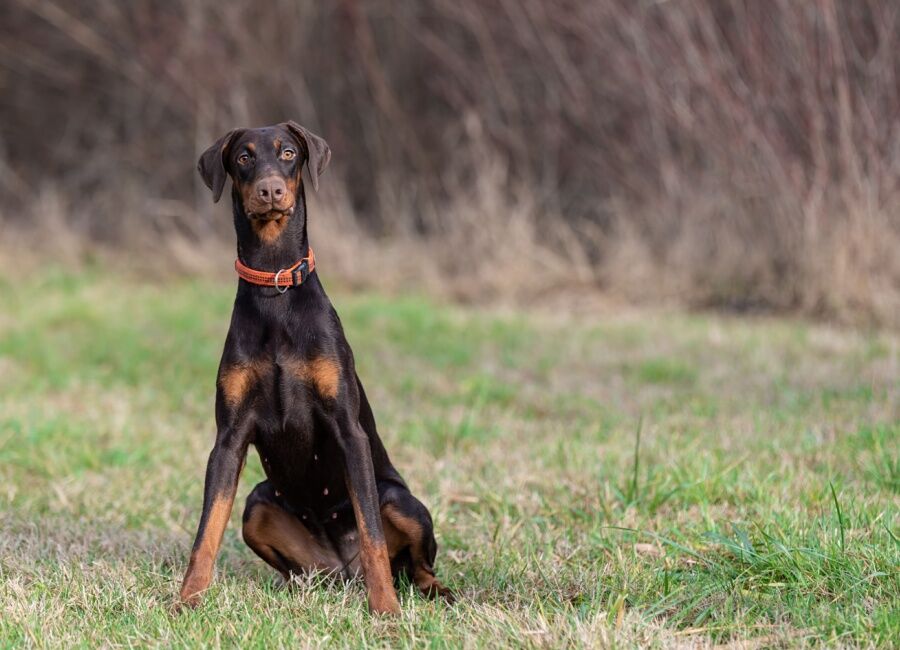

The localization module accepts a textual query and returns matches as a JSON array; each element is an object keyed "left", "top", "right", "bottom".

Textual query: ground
[{"left": 0, "top": 271, "right": 897, "bottom": 648}]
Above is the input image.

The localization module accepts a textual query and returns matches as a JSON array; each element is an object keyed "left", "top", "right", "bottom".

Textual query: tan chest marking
[
  {"left": 284, "top": 356, "right": 341, "bottom": 399},
  {"left": 219, "top": 360, "right": 270, "bottom": 406}
]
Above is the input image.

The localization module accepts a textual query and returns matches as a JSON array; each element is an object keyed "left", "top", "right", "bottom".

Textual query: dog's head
[{"left": 197, "top": 122, "right": 330, "bottom": 221}]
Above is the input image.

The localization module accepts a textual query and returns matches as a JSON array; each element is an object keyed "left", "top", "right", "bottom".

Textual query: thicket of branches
[{"left": 2, "top": 0, "right": 898, "bottom": 323}]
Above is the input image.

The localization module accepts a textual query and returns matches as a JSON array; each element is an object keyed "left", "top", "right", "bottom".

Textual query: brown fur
[
  {"left": 382, "top": 503, "right": 451, "bottom": 599},
  {"left": 250, "top": 214, "right": 291, "bottom": 245},
  {"left": 347, "top": 491, "right": 400, "bottom": 614},
  {"left": 219, "top": 360, "right": 269, "bottom": 406},
  {"left": 382, "top": 503, "right": 424, "bottom": 548},
  {"left": 179, "top": 495, "right": 235, "bottom": 603},
  {"left": 284, "top": 356, "right": 341, "bottom": 399},
  {"left": 285, "top": 174, "right": 299, "bottom": 197},
  {"left": 243, "top": 502, "right": 342, "bottom": 575}
]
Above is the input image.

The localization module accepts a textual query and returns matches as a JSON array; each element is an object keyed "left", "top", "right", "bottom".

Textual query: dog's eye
[
  {"left": 281, "top": 149, "right": 296, "bottom": 161},
  {"left": 237, "top": 153, "right": 251, "bottom": 165}
]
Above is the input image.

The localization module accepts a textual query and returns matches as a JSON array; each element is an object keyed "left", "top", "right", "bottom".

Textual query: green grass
[{"left": 1, "top": 271, "right": 898, "bottom": 648}]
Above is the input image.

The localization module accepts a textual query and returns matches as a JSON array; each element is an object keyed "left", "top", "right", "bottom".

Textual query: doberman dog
[{"left": 178, "top": 122, "right": 453, "bottom": 614}]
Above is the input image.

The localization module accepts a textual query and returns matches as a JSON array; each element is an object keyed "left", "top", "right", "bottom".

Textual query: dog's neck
[{"left": 231, "top": 184, "right": 311, "bottom": 272}]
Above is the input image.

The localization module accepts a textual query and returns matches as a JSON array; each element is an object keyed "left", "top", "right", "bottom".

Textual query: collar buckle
[{"left": 291, "top": 260, "right": 310, "bottom": 287}]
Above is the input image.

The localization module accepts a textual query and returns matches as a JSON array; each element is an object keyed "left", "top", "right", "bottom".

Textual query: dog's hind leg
[
  {"left": 241, "top": 481, "right": 344, "bottom": 580},
  {"left": 379, "top": 483, "right": 455, "bottom": 603}
]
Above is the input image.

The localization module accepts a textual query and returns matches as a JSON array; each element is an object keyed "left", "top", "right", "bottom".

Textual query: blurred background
[{"left": 2, "top": 0, "right": 898, "bottom": 324}]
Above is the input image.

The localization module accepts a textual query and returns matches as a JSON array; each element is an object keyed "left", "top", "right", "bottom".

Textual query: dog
[{"left": 178, "top": 122, "right": 453, "bottom": 614}]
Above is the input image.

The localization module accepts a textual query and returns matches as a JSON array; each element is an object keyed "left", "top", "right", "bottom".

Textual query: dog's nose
[{"left": 256, "top": 177, "right": 286, "bottom": 203}]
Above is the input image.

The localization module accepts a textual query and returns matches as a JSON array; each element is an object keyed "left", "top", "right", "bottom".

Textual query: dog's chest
[{"left": 253, "top": 419, "right": 347, "bottom": 511}]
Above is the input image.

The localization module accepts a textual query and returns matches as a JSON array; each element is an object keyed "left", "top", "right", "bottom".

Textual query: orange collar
[{"left": 234, "top": 247, "right": 315, "bottom": 293}]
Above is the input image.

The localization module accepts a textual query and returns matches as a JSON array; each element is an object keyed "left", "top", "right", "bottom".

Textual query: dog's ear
[
  {"left": 284, "top": 121, "right": 331, "bottom": 191},
  {"left": 197, "top": 129, "right": 243, "bottom": 203}
]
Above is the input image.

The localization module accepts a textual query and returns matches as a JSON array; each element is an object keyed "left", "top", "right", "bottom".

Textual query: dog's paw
[
  {"left": 171, "top": 593, "right": 201, "bottom": 615},
  {"left": 418, "top": 576, "right": 457, "bottom": 605},
  {"left": 436, "top": 584, "right": 456, "bottom": 605},
  {"left": 368, "top": 589, "right": 402, "bottom": 616},
  {"left": 175, "top": 582, "right": 206, "bottom": 613}
]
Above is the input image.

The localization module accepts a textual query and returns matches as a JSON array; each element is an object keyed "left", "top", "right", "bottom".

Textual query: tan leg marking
[
  {"left": 243, "top": 503, "right": 343, "bottom": 577},
  {"left": 347, "top": 491, "right": 400, "bottom": 614},
  {"left": 180, "top": 495, "right": 236, "bottom": 604},
  {"left": 284, "top": 357, "right": 341, "bottom": 400},
  {"left": 382, "top": 504, "right": 453, "bottom": 602}
]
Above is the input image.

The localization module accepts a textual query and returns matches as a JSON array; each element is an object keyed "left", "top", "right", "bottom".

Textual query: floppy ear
[
  {"left": 284, "top": 121, "right": 331, "bottom": 191},
  {"left": 197, "top": 129, "right": 242, "bottom": 203}
]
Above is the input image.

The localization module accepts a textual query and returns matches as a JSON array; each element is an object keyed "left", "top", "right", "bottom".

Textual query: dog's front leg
[
  {"left": 179, "top": 425, "right": 251, "bottom": 607},
  {"left": 334, "top": 417, "right": 400, "bottom": 615}
]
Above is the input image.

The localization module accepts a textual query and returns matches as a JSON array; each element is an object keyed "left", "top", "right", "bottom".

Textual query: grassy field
[{"left": 0, "top": 270, "right": 897, "bottom": 648}]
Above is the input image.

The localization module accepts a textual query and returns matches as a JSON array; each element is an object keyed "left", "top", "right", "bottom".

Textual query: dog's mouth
[{"left": 248, "top": 206, "right": 294, "bottom": 222}]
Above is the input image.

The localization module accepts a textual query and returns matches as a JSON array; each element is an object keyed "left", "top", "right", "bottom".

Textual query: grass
[{"left": 0, "top": 269, "right": 898, "bottom": 648}]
